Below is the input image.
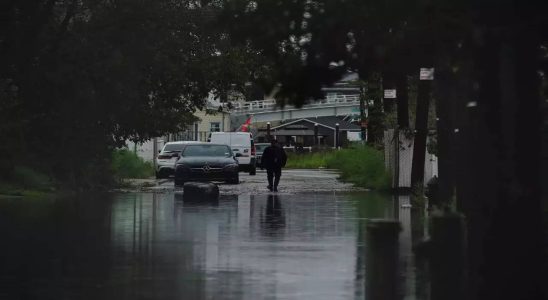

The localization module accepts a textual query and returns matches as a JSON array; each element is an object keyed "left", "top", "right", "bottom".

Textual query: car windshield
[
  {"left": 182, "top": 145, "right": 232, "bottom": 157},
  {"left": 163, "top": 144, "right": 186, "bottom": 152},
  {"left": 255, "top": 144, "right": 269, "bottom": 152}
]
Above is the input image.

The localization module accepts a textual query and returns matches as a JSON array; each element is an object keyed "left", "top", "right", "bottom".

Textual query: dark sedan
[{"left": 174, "top": 143, "right": 240, "bottom": 186}]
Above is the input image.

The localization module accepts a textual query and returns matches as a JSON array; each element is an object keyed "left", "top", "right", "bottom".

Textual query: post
[
  {"left": 267, "top": 122, "right": 271, "bottom": 140},
  {"left": 365, "top": 219, "right": 401, "bottom": 300},
  {"left": 335, "top": 123, "right": 340, "bottom": 149},
  {"left": 314, "top": 123, "right": 319, "bottom": 147},
  {"left": 194, "top": 123, "right": 198, "bottom": 141},
  {"left": 430, "top": 213, "right": 467, "bottom": 300},
  {"left": 411, "top": 68, "right": 433, "bottom": 189},
  {"left": 359, "top": 83, "right": 367, "bottom": 142},
  {"left": 222, "top": 112, "right": 225, "bottom": 132},
  {"left": 394, "top": 127, "right": 400, "bottom": 189},
  {"left": 152, "top": 137, "right": 158, "bottom": 171}
]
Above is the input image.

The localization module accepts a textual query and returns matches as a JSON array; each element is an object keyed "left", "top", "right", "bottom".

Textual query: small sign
[
  {"left": 384, "top": 89, "right": 397, "bottom": 99},
  {"left": 420, "top": 68, "right": 434, "bottom": 80}
]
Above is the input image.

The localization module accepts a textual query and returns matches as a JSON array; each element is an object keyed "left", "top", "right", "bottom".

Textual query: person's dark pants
[{"left": 267, "top": 167, "right": 282, "bottom": 190}]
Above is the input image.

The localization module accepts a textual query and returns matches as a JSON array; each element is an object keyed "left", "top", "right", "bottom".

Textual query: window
[
  {"left": 183, "top": 145, "right": 232, "bottom": 157},
  {"left": 163, "top": 144, "right": 185, "bottom": 152},
  {"left": 210, "top": 122, "right": 220, "bottom": 132}
]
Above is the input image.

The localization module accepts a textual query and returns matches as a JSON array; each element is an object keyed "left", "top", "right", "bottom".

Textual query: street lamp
[
  {"left": 335, "top": 123, "right": 340, "bottom": 149},
  {"left": 314, "top": 123, "right": 319, "bottom": 147}
]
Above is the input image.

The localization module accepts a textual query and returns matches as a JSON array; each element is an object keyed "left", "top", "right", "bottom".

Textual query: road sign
[
  {"left": 420, "top": 68, "right": 434, "bottom": 80},
  {"left": 384, "top": 89, "right": 397, "bottom": 99}
]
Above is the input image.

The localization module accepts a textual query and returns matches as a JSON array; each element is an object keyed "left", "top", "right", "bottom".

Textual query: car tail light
[{"left": 251, "top": 146, "right": 256, "bottom": 156}]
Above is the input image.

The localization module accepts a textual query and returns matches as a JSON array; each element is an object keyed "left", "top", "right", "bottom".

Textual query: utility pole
[
  {"left": 359, "top": 82, "right": 367, "bottom": 143},
  {"left": 411, "top": 68, "right": 434, "bottom": 190},
  {"left": 152, "top": 137, "right": 158, "bottom": 171},
  {"left": 335, "top": 123, "right": 340, "bottom": 149},
  {"left": 383, "top": 84, "right": 400, "bottom": 190},
  {"left": 314, "top": 123, "right": 319, "bottom": 147}
]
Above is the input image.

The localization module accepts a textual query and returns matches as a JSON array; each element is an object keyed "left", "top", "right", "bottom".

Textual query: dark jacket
[{"left": 261, "top": 145, "right": 287, "bottom": 169}]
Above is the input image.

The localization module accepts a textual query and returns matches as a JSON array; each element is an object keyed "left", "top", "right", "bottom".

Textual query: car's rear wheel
[
  {"left": 156, "top": 171, "right": 163, "bottom": 179},
  {"left": 249, "top": 166, "right": 256, "bottom": 176}
]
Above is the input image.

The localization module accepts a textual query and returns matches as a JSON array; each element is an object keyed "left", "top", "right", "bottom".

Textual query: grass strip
[{"left": 285, "top": 145, "right": 391, "bottom": 190}]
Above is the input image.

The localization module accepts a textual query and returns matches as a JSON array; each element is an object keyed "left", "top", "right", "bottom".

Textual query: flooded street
[{"left": 0, "top": 172, "right": 428, "bottom": 300}]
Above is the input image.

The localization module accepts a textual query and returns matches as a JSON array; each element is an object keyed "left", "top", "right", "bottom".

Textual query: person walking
[{"left": 261, "top": 139, "right": 287, "bottom": 192}]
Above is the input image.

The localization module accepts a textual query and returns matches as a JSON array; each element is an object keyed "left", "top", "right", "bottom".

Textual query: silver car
[{"left": 156, "top": 141, "right": 201, "bottom": 178}]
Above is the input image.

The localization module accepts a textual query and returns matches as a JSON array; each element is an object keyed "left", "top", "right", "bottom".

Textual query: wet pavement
[
  {"left": 127, "top": 169, "right": 365, "bottom": 194},
  {"left": 0, "top": 171, "right": 428, "bottom": 300}
]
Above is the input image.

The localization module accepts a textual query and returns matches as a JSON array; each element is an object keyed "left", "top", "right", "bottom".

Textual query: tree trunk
[
  {"left": 382, "top": 71, "right": 397, "bottom": 113},
  {"left": 410, "top": 79, "right": 431, "bottom": 189},
  {"left": 460, "top": 30, "right": 545, "bottom": 300},
  {"left": 433, "top": 68, "right": 456, "bottom": 206},
  {"left": 395, "top": 74, "right": 409, "bottom": 129},
  {"left": 366, "top": 74, "right": 384, "bottom": 147}
]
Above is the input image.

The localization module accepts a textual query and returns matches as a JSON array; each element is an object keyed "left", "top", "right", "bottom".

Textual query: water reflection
[
  {"left": 260, "top": 194, "right": 285, "bottom": 236},
  {"left": 0, "top": 192, "right": 430, "bottom": 300}
]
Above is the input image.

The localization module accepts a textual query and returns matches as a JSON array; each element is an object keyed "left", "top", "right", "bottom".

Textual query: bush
[
  {"left": 285, "top": 145, "right": 391, "bottom": 190},
  {"left": 11, "top": 166, "right": 52, "bottom": 190},
  {"left": 0, "top": 166, "right": 54, "bottom": 196},
  {"left": 111, "top": 149, "right": 154, "bottom": 179}
]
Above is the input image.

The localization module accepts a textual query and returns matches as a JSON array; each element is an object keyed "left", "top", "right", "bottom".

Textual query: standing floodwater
[{"left": 0, "top": 192, "right": 428, "bottom": 300}]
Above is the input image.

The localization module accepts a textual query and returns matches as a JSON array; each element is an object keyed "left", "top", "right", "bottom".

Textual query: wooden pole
[
  {"left": 314, "top": 123, "right": 319, "bottom": 147},
  {"left": 411, "top": 72, "right": 432, "bottom": 190},
  {"left": 365, "top": 219, "right": 401, "bottom": 300},
  {"left": 335, "top": 123, "right": 340, "bottom": 149},
  {"left": 430, "top": 213, "right": 467, "bottom": 300},
  {"left": 359, "top": 84, "right": 367, "bottom": 142}
]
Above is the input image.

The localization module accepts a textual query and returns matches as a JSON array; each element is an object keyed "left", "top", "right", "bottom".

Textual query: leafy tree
[
  {"left": 0, "top": 0, "right": 259, "bottom": 188},
  {"left": 221, "top": 1, "right": 548, "bottom": 299}
]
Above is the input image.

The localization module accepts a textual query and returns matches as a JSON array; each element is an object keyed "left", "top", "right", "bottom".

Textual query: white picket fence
[{"left": 384, "top": 129, "right": 438, "bottom": 188}]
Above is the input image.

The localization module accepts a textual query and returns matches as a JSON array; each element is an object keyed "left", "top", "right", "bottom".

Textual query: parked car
[
  {"left": 155, "top": 141, "right": 201, "bottom": 179},
  {"left": 254, "top": 143, "right": 270, "bottom": 168},
  {"left": 208, "top": 132, "right": 256, "bottom": 175},
  {"left": 174, "top": 143, "right": 240, "bottom": 186}
]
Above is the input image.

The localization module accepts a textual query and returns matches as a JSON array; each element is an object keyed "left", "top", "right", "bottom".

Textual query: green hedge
[
  {"left": 285, "top": 145, "right": 391, "bottom": 190},
  {"left": 111, "top": 149, "right": 154, "bottom": 179},
  {"left": 0, "top": 166, "right": 54, "bottom": 197}
]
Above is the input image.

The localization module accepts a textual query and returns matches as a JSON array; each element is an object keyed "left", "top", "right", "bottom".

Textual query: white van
[{"left": 209, "top": 132, "right": 256, "bottom": 175}]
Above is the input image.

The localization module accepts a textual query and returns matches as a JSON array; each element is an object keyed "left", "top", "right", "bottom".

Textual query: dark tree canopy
[
  {"left": 221, "top": 1, "right": 548, "bottom": 299},
  {"left": 0, "top": 0, "right": 260, "bottom": 187}
]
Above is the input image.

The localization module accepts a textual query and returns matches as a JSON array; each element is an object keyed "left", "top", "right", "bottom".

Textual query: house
[
  {"left": 127, "top": 100, "right": 231, "bottom": 162},
  {"left": 257, "top": 116, "right": 362, "bottom": 148},
  {"left": 167, "top": 99, "right": 231, "bottom": 142}
]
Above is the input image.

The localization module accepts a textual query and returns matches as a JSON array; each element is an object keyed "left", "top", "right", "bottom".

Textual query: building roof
[{"left": 272, "top": 116, "right": 361, "bottom": 131}]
